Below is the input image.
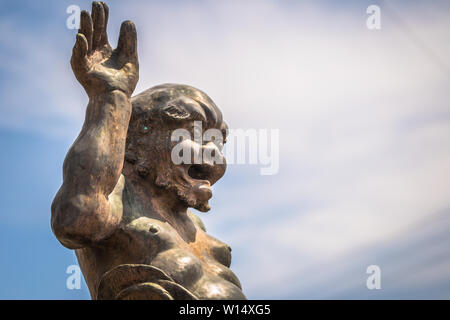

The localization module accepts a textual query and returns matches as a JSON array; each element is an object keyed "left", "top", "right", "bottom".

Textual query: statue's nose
[
  {"left": 201, "top": 142, "right": 225, "bottom": 166},
  {"left": 200, "top": 142, "right": 226, "bottom": 185}
]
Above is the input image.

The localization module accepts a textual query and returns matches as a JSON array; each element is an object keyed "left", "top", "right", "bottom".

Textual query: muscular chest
[{"left": 119, "top": 216, "right": 238, "bottom": 288}]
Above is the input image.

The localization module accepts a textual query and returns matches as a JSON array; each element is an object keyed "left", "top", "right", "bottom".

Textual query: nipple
[{"left": 149, "top": 225, "right": 159, "bottom": 234}]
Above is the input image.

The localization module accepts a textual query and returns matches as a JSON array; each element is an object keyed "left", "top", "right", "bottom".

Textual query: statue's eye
[{"left": 141, "top": 125, "right": 150, "bottom": 134}]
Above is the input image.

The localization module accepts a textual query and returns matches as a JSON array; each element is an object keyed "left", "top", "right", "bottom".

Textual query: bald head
[{"left": 130, "top": 83, "right": 227, "bottom": 132}]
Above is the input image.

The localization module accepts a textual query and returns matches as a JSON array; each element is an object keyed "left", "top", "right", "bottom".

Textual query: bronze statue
[{"left": 51, "top": 2, "right": 246, "bottom": 300}]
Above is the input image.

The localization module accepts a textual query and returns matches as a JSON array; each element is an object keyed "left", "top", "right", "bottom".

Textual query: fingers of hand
[
  {"left": 117, "top": 20, "right": 138, "bottom": 63},
  {"left": 71, "top": 33, "right": 89, "bottom": 70},
  {"left": 100, "top": 2, "right": 109, "bottom": 46},
  {"left": 78, "top": 10, "right": 93, "bottom": 52},
  {"left": 77, "top": 2, "right": 109, "bottom": 55},
  {"left": 92, "top": 1, "right": 105, "bottom": 50}
]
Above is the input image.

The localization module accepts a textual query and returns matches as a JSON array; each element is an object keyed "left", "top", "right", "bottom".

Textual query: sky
[{"left": 0, "top": 0, "right": 450, "bottom": 299}]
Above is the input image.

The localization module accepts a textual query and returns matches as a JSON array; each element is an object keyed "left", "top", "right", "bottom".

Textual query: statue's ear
[{"left": 162, "top": 104, "right": 191, "bottom": 120}]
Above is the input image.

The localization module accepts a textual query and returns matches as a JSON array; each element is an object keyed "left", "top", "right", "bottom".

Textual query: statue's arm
[{"left": 51, "top": 2, "right": 139, "bottom": 249}]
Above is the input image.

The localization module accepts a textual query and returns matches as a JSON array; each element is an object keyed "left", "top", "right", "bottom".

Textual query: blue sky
[{"left": 1, "top": 0, "right": 450, "bottom": 299}]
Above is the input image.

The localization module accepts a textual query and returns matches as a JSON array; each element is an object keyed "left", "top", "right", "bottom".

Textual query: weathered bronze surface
[{"left": 51, "top": 2, "right": 246, "bottom": 300}]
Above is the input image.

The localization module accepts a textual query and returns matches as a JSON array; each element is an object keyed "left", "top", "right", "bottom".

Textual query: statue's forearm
[
  {"left": 64, "top": 90, "right": 131, "bottom": 195},
  {"left": 51, "top": 90, "right": 130, "bottom": 249}
]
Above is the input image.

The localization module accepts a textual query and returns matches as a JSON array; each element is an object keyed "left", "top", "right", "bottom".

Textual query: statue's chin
[
  {"left": 155, "top": 173, "right": 212, "bottom": 213},
  {"left": 179, "top": 184, "right": 212, "bottom": 213},
  {"left": 192, "top": 200, "right": 211, "bottom": 213},
  {"left": 184, "top": 178, "right": 213, "bottom": 213}
]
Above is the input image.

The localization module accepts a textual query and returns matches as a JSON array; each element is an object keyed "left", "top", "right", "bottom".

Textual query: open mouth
[
  {"left": 187, "top": 164, "right": 213, "bottom": 184},
  {"left": 186, "top": 164, "right": 214, "bottom": 203}
]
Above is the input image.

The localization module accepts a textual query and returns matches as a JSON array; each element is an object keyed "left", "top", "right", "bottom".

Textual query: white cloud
[{"left": 0, "top": 18, "right": 86, "bottom": 138}]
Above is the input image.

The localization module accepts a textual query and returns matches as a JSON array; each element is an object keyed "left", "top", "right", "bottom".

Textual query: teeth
[{"left": 199, "top": 184, "right": 210, "bottom": 189}]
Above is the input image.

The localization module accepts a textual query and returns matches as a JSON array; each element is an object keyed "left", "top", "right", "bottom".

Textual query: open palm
[{"left": 71, "top": 2, "right": 139, "bottom": 98}]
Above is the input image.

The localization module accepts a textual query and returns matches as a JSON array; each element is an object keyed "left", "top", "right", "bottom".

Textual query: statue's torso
[{"left": 75, "top": 177, "right": 246, "bottom": 300}]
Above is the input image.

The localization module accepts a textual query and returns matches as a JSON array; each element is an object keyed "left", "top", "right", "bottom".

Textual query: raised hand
[{"left": 71, "top": 1, "right": 139, "bottom": 98}]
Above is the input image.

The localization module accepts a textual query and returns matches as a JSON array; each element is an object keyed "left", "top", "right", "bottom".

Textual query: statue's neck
[{"left": 122, "top": 164, "right": 196, "bottom": 241}]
